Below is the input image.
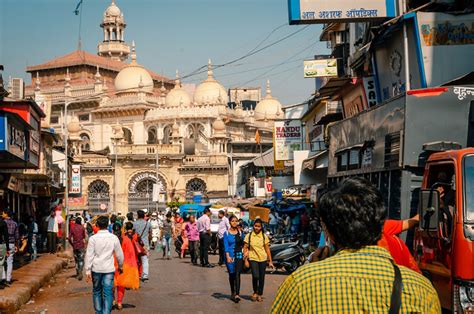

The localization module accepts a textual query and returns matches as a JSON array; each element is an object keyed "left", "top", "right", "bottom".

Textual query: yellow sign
[{"left": 274, "top": 160, "right": 285, "bottom": 171}]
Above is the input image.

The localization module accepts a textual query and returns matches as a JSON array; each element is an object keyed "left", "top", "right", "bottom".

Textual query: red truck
[{"left": 416, "top": 147, "right": 474, "bottom": 312}]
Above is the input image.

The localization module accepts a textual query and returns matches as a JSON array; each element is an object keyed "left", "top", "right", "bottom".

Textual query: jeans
[
  {"left": 141, "top": 253, "right": 149, "bottom": 279},
  {"left": 2, "top": 247, "right": 14, "bottom": 282},
  {"left": 162, "top": 235, "right": 172, "bottom": 258},
  {"left": 218, "top": 237, "right": 225, "bottom": 265},
  {"left": 269, "top": 224, "right": 277, "bottom": 235},
  {"left": 228, "top": 258, "right": 243, "bottom": 295},
  {"left": 199, "top": 233, "right": 210, "bottom": 265},
  {"left": 47, "top": 231, "right": 57, "bottom": 253},
  {"left": 92, "top": 272, "right": 114, "bottom": 314},
  {"left": 31, "top": 235, "right": 37, "bottom": 260},
  {"left": 0, "top": 244, "right": 6, "bottom": 281},
  {"left": 189, "top": 240, "right": 199, "bottom": 264},
  {"left": 74, "top": 248, "right": 85, "bottom": 276},
  {"left": 250, "top": 261, "right": 267, "bottom": 295}
]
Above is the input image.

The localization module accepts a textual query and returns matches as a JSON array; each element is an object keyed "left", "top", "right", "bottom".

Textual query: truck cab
[{"left": 416, "top": 148, "right": 474, "bottom": 312}]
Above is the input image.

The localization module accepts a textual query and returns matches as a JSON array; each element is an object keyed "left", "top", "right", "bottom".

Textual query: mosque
[{"left": 24, "top": 0, "right": 283, "bottom": 213}]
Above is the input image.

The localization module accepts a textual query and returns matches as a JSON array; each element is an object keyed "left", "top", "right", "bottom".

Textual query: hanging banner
[
  {"left": 304, "top": 59, "right": 338, "bottom": 78},
  {"left": 274, "top": 120, "right": 302, "bottom": 161},
  {"left": 69, "top": 165, "right": 81, "bottom": 194},
  {"left": 288, "top": 0, "right": 397, "bottom": 24}
]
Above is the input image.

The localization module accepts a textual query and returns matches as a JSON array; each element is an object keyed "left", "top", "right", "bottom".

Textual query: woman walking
[
  {"left": 113, "top": 222, "right": 141, "bottom": 310},
  {"left": 223, "top": 215, "right": 244, "bottom": 303},
  {"left": 243, "top": 218, "right": 274, "bottom": 302},
  {"left": 161, "top": 212, "right": 175, "bottom": 260}
]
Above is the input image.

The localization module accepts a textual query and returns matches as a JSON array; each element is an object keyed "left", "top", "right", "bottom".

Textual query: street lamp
[{"left": 111, "top": 122, "right": 124, "bottom": 214}]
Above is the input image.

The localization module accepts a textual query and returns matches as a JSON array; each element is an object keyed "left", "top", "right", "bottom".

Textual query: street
[{"left": 19, "top": 251, "right": 287, "bottom": 313}]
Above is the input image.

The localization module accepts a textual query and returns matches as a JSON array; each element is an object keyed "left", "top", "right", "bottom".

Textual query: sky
[{"left": 0, "top": 0, "right": 328, "bottom": 105}]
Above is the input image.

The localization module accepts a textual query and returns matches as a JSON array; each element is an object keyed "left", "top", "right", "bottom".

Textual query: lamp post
[{"left": 111, "top": 122, "right": 124, "bottom": 214}]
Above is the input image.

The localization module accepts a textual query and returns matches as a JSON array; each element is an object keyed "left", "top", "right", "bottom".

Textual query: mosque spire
[
  {"left": 175, "top": 70, "right": 181, "bottom": 88},
  {"left": 207, "top": 59, "right": 213, "bottom": 79},
  {"left": 131, "top": 40, "right": 137, "bottom": 64},
  {"left": 265, "top": 79, "right": 272, "bottom": 98}
]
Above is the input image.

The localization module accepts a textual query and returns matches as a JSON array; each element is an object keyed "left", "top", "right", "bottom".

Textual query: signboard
[
  {"left": 69, "top": 165, "right": 81, "bottom": 194},
  {"left": 304, "top": 59, "right": 337, "bottom": 78},
  {"left": 274, "top": 120, "right": 302, "bottom": 161},
  {"left": 265, "top": 181, "right": 273, "bottom": 194},
  {"left": 7, "top": 123, "right": 27, "bottom": 160},
  {"left": 7, "top": 176, "right": 20, "bottom": 192},
  {"left": 288, "top": 0, "right": 396, "bottom": 24},
  {"left": 274, "top": 159, "right": 285, "bottom": 171},
  {"left": 36, "top": 94, "right": 52, "bottom": 128},
  {"left": 363, "top": 76, "right": 379, "bottom": 107}
]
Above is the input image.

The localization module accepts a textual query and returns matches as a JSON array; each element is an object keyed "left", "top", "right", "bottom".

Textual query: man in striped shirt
[{"left": 271, "top": 177, "right": 441, "bottom": 314}]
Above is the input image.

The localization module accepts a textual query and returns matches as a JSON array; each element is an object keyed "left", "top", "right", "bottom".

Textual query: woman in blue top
[{"left": 223, "top": 215, "right": 244, "bottom": 303}]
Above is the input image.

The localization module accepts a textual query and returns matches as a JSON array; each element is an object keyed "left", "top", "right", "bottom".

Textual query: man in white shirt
[
  {"left": 197, "top": 208, "right": 212, "bottom": 268},
  {"left": 217, "top": 210, "right": 230, "bottom": 266},
  {"left": 85, "top": 216, "right": 124, "bottom": 314}
]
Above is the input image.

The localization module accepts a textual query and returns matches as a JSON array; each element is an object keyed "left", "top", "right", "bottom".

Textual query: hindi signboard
[
  {"left": 288, "top": 0, "right": 397, "bottom": 24},
  {"left": 274, "top": 120, "right": 302, "bottom": 161},
  {"left": 304, "top": 59, "right": 338, "bottom": 78},
  {"left": 69, "top": 165, "right": 81, "bottom": 195}
]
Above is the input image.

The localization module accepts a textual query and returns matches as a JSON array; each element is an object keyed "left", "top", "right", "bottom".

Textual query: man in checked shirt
[{"left": 272, "top": 177, "right": 441, "bottom": 314}]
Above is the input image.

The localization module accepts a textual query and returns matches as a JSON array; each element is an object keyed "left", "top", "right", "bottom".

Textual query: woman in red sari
[{"left": 113, "top": 222, "right": 141, "bottom": 310}]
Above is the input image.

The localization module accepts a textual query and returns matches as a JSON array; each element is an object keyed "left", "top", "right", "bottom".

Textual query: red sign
[{"left": 265, "top": 181, "right": 273, "bottom": 194}]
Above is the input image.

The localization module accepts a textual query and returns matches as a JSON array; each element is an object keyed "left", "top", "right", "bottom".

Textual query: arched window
[
  {"left": 186, "top": 178, "right": 207, "bottom": 193},
  {"left": 135, "top": 179, "right": 155, "bottom": 194},
  {"left": 80, "top": 133, "right": 91, "bottom": 151},
  {"left": 187, "top": 123, "right": 205, "bottom": 143},
  {"left": 162, "top": 125, "right": 172, "bottom": 144},
  {"left": 122, "top": 128, "right": 133, "bottom": 144},
  {"left": 147, "top": 127, "right": 157, "bottom": 144},
  {"left": 87, "top": 180, "right": 110, "bottom": 212}
]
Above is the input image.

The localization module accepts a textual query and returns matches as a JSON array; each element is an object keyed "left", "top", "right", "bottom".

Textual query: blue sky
[{"left": 1, "top": 0, "right": 327, "bottom": 105}]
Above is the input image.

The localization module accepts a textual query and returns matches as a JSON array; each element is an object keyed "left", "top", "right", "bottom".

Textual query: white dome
[
  {"left": 194, "top": 60, "right": 228, "bottom": 105},
  {"left": 254, "top": 80, "right": 283, "bottom": 121},
  {"left": 165, "top": 71, "right": 191, "bottom": 107},
  {"left": 114, "top": 43, "right": 153, "bottom": 94},
  {"left": 105, "top": 1, "right": 121, "bottom": 16},
  {"left": 212, "top": 117, "right": 226, "bottom": 132}
]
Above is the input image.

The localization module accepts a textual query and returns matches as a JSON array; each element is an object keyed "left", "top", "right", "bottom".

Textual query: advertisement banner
[
  {"left": 69, "top": 165, "right": 81, "bottom": 194},
  {"left": 288, "top": 0, "right": 396, "bottom": 24},
  {"left": 304, "top": 59, "right": 337, "bottom": 78},
  {"left": 363, "top": 76, "right": 379, "bottom": 107},
  {"left": 274, "top": 120, "right": 302, "bottom": 161}
]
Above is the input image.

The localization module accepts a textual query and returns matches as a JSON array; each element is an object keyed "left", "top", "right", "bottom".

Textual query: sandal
[
  {"left": 251, "top": 294, "right": 258, "bottom": 302},
  {"left": 257, "top": 296, "right": 263, "bottom": 302},
  {"left": 117, "top": 303, "right": 123, "bottom": 310},
  {"left": 235, "top": 295, "right": 241, "bottom": 303}
]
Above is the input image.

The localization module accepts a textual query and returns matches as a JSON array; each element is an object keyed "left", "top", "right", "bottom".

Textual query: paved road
[{"left": 19, "top": 250, "right": 287, "bottom": 313}]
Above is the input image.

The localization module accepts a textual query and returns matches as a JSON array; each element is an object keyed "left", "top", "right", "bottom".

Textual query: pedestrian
[
  {"left": 113, "top": 222, "right": 141, "bottom": 310},
  {"left": 85, "top": 215, "right": 124, "bottom": 314},
  {"left": 69, "top": 216, "right": 86, "bottom": 280},
  {"left": 243, "top": 218, "right": 274, "bottom": 302},
  {"left": 180, "top": 222, "right": 189, "bottom": 259},
  {"left": 268, "top": 212, "right": 277, "bottom": 235},
  {"left": 45, "top": 210, "right": 58, "bottom": 253},
  {"left": 160, "top": 212, "right": 175, "bottom": 260},
  {"left": 290, "top": 212, "right": 301, "bottom": 235},
  {"left": 125, "top": 212, "right": 134, "bottom": 224},
  {"left": 217, "top": 210, "right": 230, "bottom": 266},
  {"left": 0, "top": 210, "right": 11, "bottom": 289},
  {"left": 133, "top": 210, "right": 151, "bottom": 282},
  {"left": 301, "top": 211, "right": 310, "bottom": 243},
  {"left": 1, "top": 210, "right": 18, "bottom": 286},
  {"left": 174, "top": 212, "right": 184, "bottom": 238},
  {"left": 108, "top": 214, "right": 118, "bottom": 233},
  {"left": 271, "top": 177, "right": 441, "bottom": 313},
  {"left": 197, "top": 208, "right": 213, "bottom": 267},
  {"left": 309, "top": 214, "right": 321, "bottom": 246},
  {"left": 284, "top": 215, "right": 291, "bottom": 235},
  {"left": 185, "top": 215, "right": 199, "bottom": 265},
  {"left": 149, "top": 212, "right": 161, "bottom": 250},
  {"left": 224, "top": 215, "right": 244, "bottom": 303}
]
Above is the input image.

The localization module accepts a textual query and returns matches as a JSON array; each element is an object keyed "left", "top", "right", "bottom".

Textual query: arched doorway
[
  {"left": 87, "top": 180, "right": 110, "bottom": 213},
  {"left": 185, "top": 178, "right": 207, "bottom": 201},
  {"left": 128, "top": 172, "right": 167, "bottom": 212}
]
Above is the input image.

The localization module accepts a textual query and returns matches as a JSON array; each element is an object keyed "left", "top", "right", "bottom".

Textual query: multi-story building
[{"left": 24, "top": 0, "right": 283, "bottom": 214}]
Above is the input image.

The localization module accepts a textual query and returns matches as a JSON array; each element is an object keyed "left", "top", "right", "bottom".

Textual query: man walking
[
  {"left": 185, "top": 215, "right": 199, "bottom": 265},
  {"left": 133, "top": 210, "right": 151, "bottom": 281},
  {"left": 2, "top": 210, "right": 18, "bottom": 286},
  {"left": 0, "top": 210, "right": 11, "bottom": 289},
  {"left": 217, "top": 210, "right": 229, "bottom": 266},
  {"left": 45, "top": 210, "right": 58, "bottom": 253},
  {"left": 197, "top": 208, "right": 213, "bottom": 268},
  {"left": 69, "top": 216, "right": 86, "bottom": 280},
  {"left": 85, "top": 215, "right": 123, "bottom": 314},
  {"left": 271, "top": 178, "right": 441, "bottom": 313}
]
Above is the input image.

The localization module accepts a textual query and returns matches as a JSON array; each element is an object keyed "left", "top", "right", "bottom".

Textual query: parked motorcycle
[{"left": 270, "top": 240, "right": 306, "bottom": 274}]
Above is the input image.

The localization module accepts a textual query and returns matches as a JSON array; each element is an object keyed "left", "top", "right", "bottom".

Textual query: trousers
[
  {"left": 47, "top": 232, "right": 57, "bottom": 253},
  {"left": 92, "top": 272, "right": 114, "bottom": 314},
  {"left": 250, "top": 260, "right": 267, "bottom": 295},
  {"left": 188, "top": 240, "right": 199, "bottom": 264},
  {"left": 199, "top": 233, "right": 210, "bottom": 265}
]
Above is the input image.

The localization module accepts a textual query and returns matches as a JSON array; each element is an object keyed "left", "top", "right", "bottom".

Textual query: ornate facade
[{"left": 24, "top": 0, "right": 282, "bottom": 214}]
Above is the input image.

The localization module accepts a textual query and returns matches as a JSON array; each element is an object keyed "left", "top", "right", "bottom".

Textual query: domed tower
[
  {"left": 254, "top": 80, "right": 283, "bottom": 121},
  {"left": 98, "top": 0, "right": 130, "bottom": 61},
  {"left": 114, "top": 42, "right": 153, "bottom": 95},
  {"left": 194, "top": 59, "right": 228, "bottom": 105}
]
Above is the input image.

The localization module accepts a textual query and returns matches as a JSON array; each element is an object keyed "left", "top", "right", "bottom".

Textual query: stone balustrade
[
  {"left": 115, "top": 144, "right": 181, "bottom": 155},
  {"left": 183, "top": 155, "right": 228, "bottom": 166}
]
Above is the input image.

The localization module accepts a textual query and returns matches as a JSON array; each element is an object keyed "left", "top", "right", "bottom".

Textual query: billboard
[
  {"left": 274, "top": 120, "right": 303, "bottom": 161},
  {"left": 304, "top": 59, "right": 338, "bottom": 78},
  {"left": 288, "top": 0, "right": 397, "bottom": 24},
  {"left": 69, "top": 165, "right": 81, "bottom": 194}
]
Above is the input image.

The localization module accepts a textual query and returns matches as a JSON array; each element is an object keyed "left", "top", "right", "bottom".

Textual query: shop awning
[
  {"left": 302, "top": 150, "right": 328, "bottom": 171},
  {"left": 317, "top": 77, "right": 352, "bottom": 98},
  {"left": 335, "top": 143, "right": 364, "bottom": 155}
]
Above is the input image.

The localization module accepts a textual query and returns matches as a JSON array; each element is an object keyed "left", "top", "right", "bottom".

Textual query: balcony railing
[
  {"left": 183, "top": 155, "right": 228, "bottom": 166},
  {"left": 115, "top": 144, "right": 181, "bottom": 155}
]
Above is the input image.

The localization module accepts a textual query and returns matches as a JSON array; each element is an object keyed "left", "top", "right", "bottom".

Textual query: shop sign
[
  {"left": 7, "top": 176, "right": 20, "bottom": 192},
  {"left": 363, "top": 76, "right": 379, "bottom": 107},
  {"left": 265, "top": 181, "right": 273, "bottom": 194},
  {"left": 304, "top": 59, "right": 338, "bottom": 78},
  {"left": 274, "top": 120, "right": 302, "bottom": 161},
  {"left": 288, "top": 0, "right": 396, "bottom": 24},
  {"left": 69, "top": 165, "right": 81, "bottom": 194},
  {"left": 7, "top": 123, "right": 27, "bottom": 160}
]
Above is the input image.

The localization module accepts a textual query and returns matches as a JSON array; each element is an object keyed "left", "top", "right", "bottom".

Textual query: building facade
[{"left": 24, "top": 0, "right": 282, "bottom": 214}]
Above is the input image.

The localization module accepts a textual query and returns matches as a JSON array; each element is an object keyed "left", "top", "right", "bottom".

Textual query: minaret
[{"left": 98, "top": 0, "right": 130, "bottom": 61}]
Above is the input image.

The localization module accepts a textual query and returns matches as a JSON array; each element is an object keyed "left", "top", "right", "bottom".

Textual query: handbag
[{"left": 133, "top": 237, "right": 147, "bottom": 257}]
